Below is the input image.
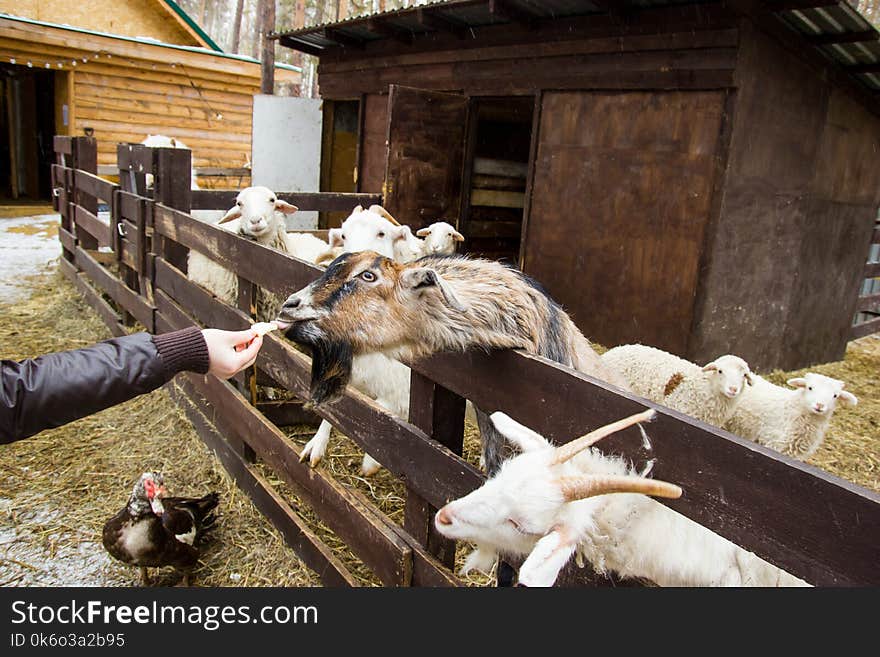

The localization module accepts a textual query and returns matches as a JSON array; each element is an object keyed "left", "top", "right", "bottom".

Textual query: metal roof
[
  {"left": 271, "top": 0, "right": 880, "bottom": 97},
  {"left": 160, "top": 0, "right": 222, "bottom": 52}
]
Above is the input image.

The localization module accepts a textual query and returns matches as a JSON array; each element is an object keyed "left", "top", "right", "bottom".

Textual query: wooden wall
[
  {"left": 689, "top": 20, "right": 880, "bottom": 371},
  {"left": 3, "top": 0, "right": 201, "bottom": 46},
  {"left": 0, "top": 17, "right": 299, "bottom": 189},
  {"left": 524, "top": 90, "right": 728, "bottom": 354}
]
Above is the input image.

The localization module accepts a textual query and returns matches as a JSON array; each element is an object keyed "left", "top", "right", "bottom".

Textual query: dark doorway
[
  {"left": 459, "top": 96, "right": 534, "bottom": 264},
  {"left": 320, "top": 99, "right": 361, "bottom": 228},
  {"left": 0, "top": 64, "right": 56, "bottom": 201}
]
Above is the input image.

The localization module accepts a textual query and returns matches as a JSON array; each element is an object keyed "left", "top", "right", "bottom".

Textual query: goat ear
[
  {"left": 451, "top": 229, "right": 465, "bottom": 242},
  {"left": 328, "top": 228, "right": 344, "bottom": 248},
  {"left": 416, "top": 227, "right": 431, "bottom": 238},
  {"left": 787, "top": 377, "right": 807, "bottom": 389},
  {"left": 169, "top": 137, "right": 177, "bottom": 147},
  {"left": 400, "top": 268, "right": 468, "bottom": 312},
  {"left": 517, "top": 529, "right": 576, "bottom": 587},
  {"left": 489, "top": 412, "right": 550, "bottom": 452},
  {"left": 394, "top": 225, "right": 412, "bottom": 242},
  {"left": 702, "top": 362, "right": 718, "bottom": 372},
  {"left": 315, "top": 248, "right": 337, "bottom": 266},
  {"left": 839, "top": 390, "right": 858, "bottom": 407},
  {"left": 275, "top": 200, "right": 298, "bottom": 214},
  {"left": 219, "top": 206, "right": 241, "bottom": 224}
]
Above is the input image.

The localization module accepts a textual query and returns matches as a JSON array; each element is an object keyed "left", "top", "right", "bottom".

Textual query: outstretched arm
[{"left": 1, "top": 326, "right": 261, "bottom": 444}]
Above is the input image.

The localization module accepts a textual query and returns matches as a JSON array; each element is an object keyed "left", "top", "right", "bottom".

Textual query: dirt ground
[{"left": 1, "top": 257, "right": 877, "bottom": 587}]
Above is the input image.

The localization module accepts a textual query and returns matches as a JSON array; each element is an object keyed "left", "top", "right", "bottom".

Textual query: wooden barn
[
  {"left": 0, "top": 0, "right": 300, "bottom": 197},
  {"left": 273, "top": 0, "right": 880, "bottom": 372}
]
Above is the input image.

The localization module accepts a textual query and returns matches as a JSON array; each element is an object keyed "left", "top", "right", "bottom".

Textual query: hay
[
  {"left": 2, "top": 260, "right": 877, "bottom": 589},
  {"left": 0, "top": 266, "right": 318, "bottom": 587}
]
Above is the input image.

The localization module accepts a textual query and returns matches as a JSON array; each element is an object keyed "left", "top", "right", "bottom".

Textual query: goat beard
[{"left": 285, "top": 324, "right": 353, "bottom": 405}]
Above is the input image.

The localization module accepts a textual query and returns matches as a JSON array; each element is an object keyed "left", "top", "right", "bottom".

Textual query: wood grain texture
[
  {"left": 384, "top": 85, "right": 469, "bottom": 230},
  {"left": 523, "top": 89, "right": 725, "bottom": 354}
]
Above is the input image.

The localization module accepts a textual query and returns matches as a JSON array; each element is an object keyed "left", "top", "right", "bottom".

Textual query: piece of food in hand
[{"left": 251, "top": 322, "right": 278, "bottom": 337}]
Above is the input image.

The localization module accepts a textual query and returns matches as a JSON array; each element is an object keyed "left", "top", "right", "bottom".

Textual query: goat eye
[
  {"left": 270, "top": 197, "right": 276, "bottom": 203},
  {"left": 717, "top": 369, "right": 723, "bottom": 374},
  {"left": 377, "top": 231, "right": 385, "bottom": 238},
  {"left": 359, "top": 271, "right": 377, "bottom": 282},
  {"left": 833, "top": 393, "right": 838, "bottom": 398},
  {"left": 237, "top": 201, "right": 242, "bottom": 207}
]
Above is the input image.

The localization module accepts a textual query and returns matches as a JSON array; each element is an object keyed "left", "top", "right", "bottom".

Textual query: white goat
[
  {"left": 417, "top": 221, "right": 464, "bottom": 255},
  {"left": 140, "top": 134, "right": 199, "bottom": 190},
  {"left": 601, "top": 345, "right": 753, "bottom": 426},
  {"left": 302, "top": 205, "right": 474, "bottom": 476},
  {"left": 724, "top": 372, "right": 858, "bottom": 460},
  {"left": 435, "top": 410, "right": 808, "bottom": 587},
  {"left": 187, "top": 186, "right": 325, "bottom": 322}
]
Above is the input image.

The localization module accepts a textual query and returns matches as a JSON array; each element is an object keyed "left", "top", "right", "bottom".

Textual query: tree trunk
[
  {"left": 260, "top": 0, "right": 277, "bottom": 94},
  {"left": 231, "top": 0, "right": 245, "bottom": 54}
]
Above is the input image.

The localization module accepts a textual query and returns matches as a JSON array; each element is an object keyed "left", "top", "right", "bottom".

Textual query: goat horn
[
  {"left": 552, "top": 409, "right": 656, "bottom": 465},
  {"left": 558, "top": 475, "right": 682, "bottom": 502},
  {"left": 368, "top": 204, "right": 401, "bottom": 226}
]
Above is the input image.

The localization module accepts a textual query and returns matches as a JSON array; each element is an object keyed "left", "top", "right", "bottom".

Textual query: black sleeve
[{"left": 1, "top": 328, "right": 209, "bottom": 444}]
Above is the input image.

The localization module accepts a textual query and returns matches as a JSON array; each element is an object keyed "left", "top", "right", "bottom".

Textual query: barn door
[{"left": 383, "top": 85, "right": 469, "bottom": 230}]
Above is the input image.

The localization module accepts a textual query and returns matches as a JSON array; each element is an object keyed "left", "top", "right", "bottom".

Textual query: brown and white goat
[{"left": 275, "top": 251, "right": 629, "bottom": 474}]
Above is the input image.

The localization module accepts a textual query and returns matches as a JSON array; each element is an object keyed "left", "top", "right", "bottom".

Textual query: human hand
[{"left": 201, "top": 328, "right": 264, "bottom": 379}]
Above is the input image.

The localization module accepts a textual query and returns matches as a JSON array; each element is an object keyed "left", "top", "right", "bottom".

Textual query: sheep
[
  {"left": 300, "top": 206, "right": 474, "bottom": 476},
  {"left": 433, "top": 409, "right": 808, "bottom": 587},
  {"left": 600, "top": 344, "right": 754, "bottom": 427},
  {"left": 187, "top": 185, "right": 326, "bottom": 322},
  {"left": 723, "top": 372, "right": 858, "bottom": 460},
  {"left": 274, "top": 251, "right": 630, "bottom": 477},
  {"left": 140, "top": 134, "right": 199, "bottom": 190},
  {"left": 416, "top": 221, "right": 464, "bottom": 256}
]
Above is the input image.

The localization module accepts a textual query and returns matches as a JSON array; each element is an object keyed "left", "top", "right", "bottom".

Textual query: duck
[{"left": 102, "top": 472, "right": 219, "bottom": 586}]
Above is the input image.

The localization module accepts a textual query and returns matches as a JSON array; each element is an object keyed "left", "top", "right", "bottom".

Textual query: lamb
[
  {"left": 140, "top": 134, "right": 200, "bottom": 190},
  {"left": 723, "top": 372, "right": 858, "bottom": 460},
  {"left": 275, "top": 251, "right": 630, "bottom": 476},
  {"left": 434, "top": 409, "right": 808, "bottom": 587},
  {"left": 187, "top": 185, "right": 326, "bottom": 322},
  {"left": 600, "top": 344, "right": 754, "bottom": 426},
  {"left": 301, "top": 206, "right": 473, "bottom": 476},
  {"left": 416, "top": 221, "right": 464, "bottom": 256}
]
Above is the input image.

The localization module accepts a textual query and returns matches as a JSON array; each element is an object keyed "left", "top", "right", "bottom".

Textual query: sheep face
[
  {"left": 328, "top": 206, "right": 410, "bottom": 259},
  {"left": 417, "top": 221, "right": 465, "bottom": 255},
  {"left": 434, "top": 410, "right": 682, "bottom": 586},
  {"left": 702, "top": 355, "right": 753, "bottom": 399},
  {"left": 219, "top": 186, "right": 298, "bottom": 240},
  {"left": 787, "top": 373, "right": 857, "bottom": 416},
  {"left": 275, "top": 251, "right": 466, "bottom": 403}
]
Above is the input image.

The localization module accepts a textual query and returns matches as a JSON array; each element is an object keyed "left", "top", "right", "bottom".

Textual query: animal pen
[{"left": 51, "top": 135, "right": 880, "bottom": 587}]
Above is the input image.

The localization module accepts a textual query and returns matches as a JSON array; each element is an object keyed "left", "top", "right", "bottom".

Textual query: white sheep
[
  {"left": 187, "top": 185, "right": 326, "bottom": 322},
  {"left": 416, "top": 221, "right": 464, "bottom": 256},
  {"left": 140, "top": 134, "right": 200, "bottom": 190},
  {"left": 724, "top": 372, "right": 857, "bottom": 460},
  {"left": 435, "top": 410, "right": 808, "bottom": 587},
  {"left": 600, "top": 344, "right": 753, "bottom": 427}
]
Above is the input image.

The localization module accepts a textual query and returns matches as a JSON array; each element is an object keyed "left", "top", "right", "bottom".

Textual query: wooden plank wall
[
  {"left": 689, "top": 20, "right": 880, "bottom": 371},
  {"left": 0, "top": 17, "right": 299, "bottom": 188}
]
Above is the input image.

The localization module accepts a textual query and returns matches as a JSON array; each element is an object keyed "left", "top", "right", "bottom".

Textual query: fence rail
[{"left": 52, "top": 135, "right": 880, "bottom": 587}]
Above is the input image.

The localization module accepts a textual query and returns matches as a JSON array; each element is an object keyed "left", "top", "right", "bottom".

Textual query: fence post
[
  {"left": 233, "top": 277, "right": 259, "bottom": 463},
  {"left": 153, "top": 147, "right": 192, "bottom": 274},
  {"left": 71, "top": 136, "right": 99, "bottom": 252},
  {"left": 404, "top": 372, "right": 465, "bottom": 571}
]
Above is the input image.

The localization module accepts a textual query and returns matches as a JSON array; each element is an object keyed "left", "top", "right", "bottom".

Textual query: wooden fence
[
  {"left": 53, "top": 135, "right": 880, "bottom": 587},
  {"left": 852, "top": 216, "right": 880, "bottom": 340}
]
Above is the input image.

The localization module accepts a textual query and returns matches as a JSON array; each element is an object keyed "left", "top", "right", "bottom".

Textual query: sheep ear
[
  {"left": 451, "top": 229, "right": 465, "bottom": 242},
  {"left": 219, "top": 206, "right": 241, "bottom": 224},
  {"left": 839, "top": 390, "right": 858, "bottom": 407},
  {"left": 489, "top": 412, "right": 550, "bottom": 452},
  {"left": 787, "top": 378, "right": 807, "bottom": 389},
  {"left": 353, "top": 205, "right": 364, "bottom": 213},
  {"left": 745, "top": 372, "right": 755, "bottom": 386},
  {"left": 400, "top": 267, "right": 467, "bottom": 312},
  {"left": 702, "top": 362, "right": 718, "bottom": 372},
  {"left": 275, "top": 200, "right": 299, "bottom": 214},
  {"left": 328, "top": 228, "right": 344, "bottom": 248},
  {"left": 393, "top": 225, "right": 411, "bottom": 242},
  {"left": 517, "top": 528, "right": 576, "bottom": 587},
  {"left": 416, "top": 227, "right": 431, "bottom": 237}
]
